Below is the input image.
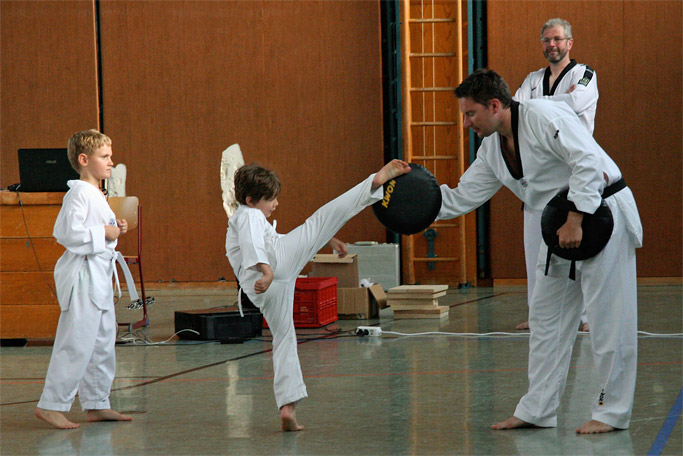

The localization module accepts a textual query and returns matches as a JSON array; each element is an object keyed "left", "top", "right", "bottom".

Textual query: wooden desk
[{"left": 0, "top": 191, "right": 64, "bottom": 339}]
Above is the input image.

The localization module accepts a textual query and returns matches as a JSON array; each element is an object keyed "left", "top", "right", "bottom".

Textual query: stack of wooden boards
[{"left": 387, "top": 285, "right": 449, "bottom": 318}]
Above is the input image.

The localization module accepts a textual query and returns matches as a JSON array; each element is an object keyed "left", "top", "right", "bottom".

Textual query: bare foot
[
  {"left": 372, "top": 159, "right": 411, "bottom": 189},
  {"left": 516, "top": 320, "right": 530, "bottom": 330},
  {"left": 580, "top": 322, "right": 590, "bottom": 332},
  {"left": 86, "top": 409, "right": 133, "bottom": 423},
  {"left": 491, "top": 416, "right": 537, "bottom": 430},
  {"left": 35, "top": 408, "right": 79, "bottom": 429},
  {"left": 280, "top": 403, "right": 304, "bottom": 432},
  {"left": 576, "top": 419, "right": 615, "bottom": 434}
]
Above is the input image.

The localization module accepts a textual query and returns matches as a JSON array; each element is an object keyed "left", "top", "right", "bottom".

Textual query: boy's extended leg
[{"left": 275, "top": 160, "right": 410, "bottom": 278}]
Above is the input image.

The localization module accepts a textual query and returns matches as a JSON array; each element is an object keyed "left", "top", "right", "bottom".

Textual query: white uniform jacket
[
  {"left": 438, "top": 99, "right": 642, "bottom": 246},
  {"left": 53, "top": 180, "right": 119, "bottom": 311},
  {"left": 225, "top": 205, "right": 282, "bottom": 308},
  {"left": 514, "top": 60, "right": 598, "bottom": 134}
]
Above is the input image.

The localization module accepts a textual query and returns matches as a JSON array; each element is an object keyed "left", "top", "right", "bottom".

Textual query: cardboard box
[
  {"left": 310, "top": 254, "right": 359, "bottom": 288},
  {"left": 337, "top": 284, "right": 387, "bottom": 319}
]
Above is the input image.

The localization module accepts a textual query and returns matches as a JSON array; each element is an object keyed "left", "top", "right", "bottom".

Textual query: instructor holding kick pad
[{"left": 438, "top": 69, "right": 642, "bottom": 434}]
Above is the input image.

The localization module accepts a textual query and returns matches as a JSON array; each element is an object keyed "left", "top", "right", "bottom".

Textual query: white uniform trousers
[
  {"left": 38, "top": 266, "right": 117, "bottom": 411},
  {"left": 524, "top": 207, "right": 587, "bottom": 325},
  {"left": 515, "top": 192, "right": 638, "bottom": 429},
  {"left": 259, "top": 174, "right": 382, "bottom": 409}
]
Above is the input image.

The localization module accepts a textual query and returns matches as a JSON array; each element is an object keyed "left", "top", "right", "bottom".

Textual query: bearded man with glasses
[{"left": 513, "top": 18, "right": 599, "bottom": 332}]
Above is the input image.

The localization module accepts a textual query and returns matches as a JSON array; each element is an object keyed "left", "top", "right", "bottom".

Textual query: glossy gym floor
[{"left": 1, "top": 284, "right": 681, "bottom": 456}]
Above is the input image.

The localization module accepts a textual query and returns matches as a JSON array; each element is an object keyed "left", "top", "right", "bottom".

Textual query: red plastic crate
[{"left": 263, "top": 277, "right": 338, "bottom": 328}]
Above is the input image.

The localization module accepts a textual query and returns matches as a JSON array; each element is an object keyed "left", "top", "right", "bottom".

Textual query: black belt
[{"left": 602, "top": 178, "right": 626, "bottom": 199}]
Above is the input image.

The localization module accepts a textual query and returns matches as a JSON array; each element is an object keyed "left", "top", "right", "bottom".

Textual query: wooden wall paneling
[
  {"left": 486, "top": 0, "right": 681, "bottom": 278},
  {"left": 99, "top": 1, "right": 386, "bottom": 282},
  {"left": 0, "top": 0, "right": 100, "bottom": 188},
  {"left": 621, "top": 0, "right": 682, "bottom": 276}
]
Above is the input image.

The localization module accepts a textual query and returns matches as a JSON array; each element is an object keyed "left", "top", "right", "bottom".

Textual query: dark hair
[
  {"left": 454, "top": 69, "right": 512, "bottom": 108},
  {"left": 234, "top": 164, "right": 281, "bottom": 205}
]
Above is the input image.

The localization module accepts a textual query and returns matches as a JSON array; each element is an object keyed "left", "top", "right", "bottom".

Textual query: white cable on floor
[
  {"left": 636, "top": 331, "right": 683, "bottom": 337},
  {"left": 118, "top": 329, "right": 202, "bottom": 345},
  {"left": 381, "top": 330, "right": 682, "bottom": 338},
  {"left": 383, "top": 330, "right": 528, "bottom": 337}
]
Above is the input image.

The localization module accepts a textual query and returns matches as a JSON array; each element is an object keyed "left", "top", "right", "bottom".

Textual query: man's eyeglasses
[{"left": 541, "top": 37, "right": 571, "bottom": 45}]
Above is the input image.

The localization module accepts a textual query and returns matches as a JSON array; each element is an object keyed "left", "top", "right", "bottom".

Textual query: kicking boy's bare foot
[
  {"left": 280, "top": 403, "right": 304, "bottom": 432},
  {"left": 372, "top": 159, "right": 411, "bottom": 189},
  {"left": 86, "top": 409, "right": 133, "bottom": 423},
  {"left": 580, "top": 322, "right": 590, "bottom": 332},
  {"left": 516, "top": 320, "right": 530, "bottom": 330},
  {"left": 491, "top": 416, "right": 537, "bottom": 430},
  {"left": 576, "top": 419, "right": 615, "bottom": 434},
  {"left": 35, "top": 408, "right": 79, "bottom": 429}
]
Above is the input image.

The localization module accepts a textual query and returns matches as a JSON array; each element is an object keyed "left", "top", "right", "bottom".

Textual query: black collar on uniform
[
  {"left": 543, "top": 59, "right": 577, "bottom": 95},
  {"left": 498, "top": 101, "right": 524, "bottom": 180}
]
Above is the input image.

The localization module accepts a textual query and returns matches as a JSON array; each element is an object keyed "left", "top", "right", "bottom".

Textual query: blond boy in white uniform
[
  {"left": 442, "top": 69, "right": 640, "bottom": 434},
  {"left": 513, "top": 18, "right": 599, "bottom": 331},
  {"left": 226, "top": 160, "right": 410, "bottom": 431},
  {"left": 35, "top": 130, "right": 133, "bottom": 429}
]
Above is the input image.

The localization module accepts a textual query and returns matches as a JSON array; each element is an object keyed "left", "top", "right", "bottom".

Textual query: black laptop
[{"left": 17, "top": 148, "right": 80, "bottom": 192}]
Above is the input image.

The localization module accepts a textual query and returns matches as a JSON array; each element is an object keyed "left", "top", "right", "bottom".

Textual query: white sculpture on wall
[
  {"left": 107, "top": 163, "right": 127, "bottom": 196},
  {"left": 220, "top": 143, "right": 245, "bottom": 219}
]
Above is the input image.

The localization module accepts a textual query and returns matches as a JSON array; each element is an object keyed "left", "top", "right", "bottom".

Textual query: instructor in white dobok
[
  {"left": 440, "top": 69, "right": 641, "bottom": 434},
  {"left": 514, "top": 17, "right": 599, "bottom": 331}
]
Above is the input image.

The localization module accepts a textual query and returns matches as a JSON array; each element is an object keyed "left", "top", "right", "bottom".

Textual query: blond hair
[{"left": 67, "top": 129, "right": 111, "bottom": 172}]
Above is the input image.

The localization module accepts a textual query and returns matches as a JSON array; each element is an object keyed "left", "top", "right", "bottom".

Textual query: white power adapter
[{"left": 355, "top": 326, "right": 382, "bottom": 337}]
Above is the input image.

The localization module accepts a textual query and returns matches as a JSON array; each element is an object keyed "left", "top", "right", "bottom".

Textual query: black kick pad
[
  {"left": 541, "top": 189, "right": 614, "bottom": 261},
  {"left": 372, "top": 163, "right": 442, "bottom": 235}
]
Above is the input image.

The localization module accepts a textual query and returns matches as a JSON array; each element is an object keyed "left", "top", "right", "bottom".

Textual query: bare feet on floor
[
  {"left": 35, "top": 408, "right": 79, "bottom": 429},
  {"left": 576, "top": 419, "right": 615, "bottom": 434},
  {"left": 86, "top": 409, "right": 133, "bottom": 423},
  {"left": 372, "top": 159, "right": 411, "bottom": 189},
  {"left": 491, "top": 416, "right": 537, "bottom": 430},
  {"left": 516, "top": 320, "right": 530, "bottom": 330},
  {"left": 280, "top": 403, "right": 304, "bottom": 432}
]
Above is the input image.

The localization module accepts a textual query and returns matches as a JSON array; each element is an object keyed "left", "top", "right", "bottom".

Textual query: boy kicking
[
  {"left": 35, "top": 130, "right": 133, "bottom": 429},
  {"left": 226, "top": 159, "right": 410, "bottom": 431}
]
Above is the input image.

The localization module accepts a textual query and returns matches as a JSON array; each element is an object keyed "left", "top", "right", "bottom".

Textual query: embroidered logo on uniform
[
  {"left": 554, "top": 130, "right": 559, "bottom": 139},
  {"left": 520, "top": 178, "right": 528, "bottom": 188},
  {"left": 109, "top": 218, "right": 117, "bottom": 226},
  {"left": 598, "top": 389, "right": 605, "bottom": 405},
  {"left": 578, "top": 67, "right": 594, "bottom": 86}
]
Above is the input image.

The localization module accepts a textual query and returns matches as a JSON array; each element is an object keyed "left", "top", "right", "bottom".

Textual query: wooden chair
[{"left": 108, "top": 196, "right": 151, "bottom": 330}]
